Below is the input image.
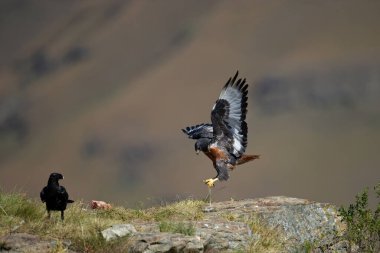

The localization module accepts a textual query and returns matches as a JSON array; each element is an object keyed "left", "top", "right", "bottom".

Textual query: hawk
[
  {"left": 40, "top": 172, "right": 74, "bottom": 221},
  {"left": 182, "top": 71, "right": 259, "bottom": 188}
]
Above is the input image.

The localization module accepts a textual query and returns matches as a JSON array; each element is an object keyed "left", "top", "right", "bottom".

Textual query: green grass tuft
[
  {"left": 0, "top": 191, "right": 45, "bottom": 221},
  {"left": 246, "top": 215, "right": 286, "bottom": 253},
  {"left": 158, "top": 220, "right": 196, "bottom": 236},
  {"left": 338, "top": 183, "right": 380, "bottom": 253},
  {"left": 148, "top": 199, "right": 205, "bottom": 221}
]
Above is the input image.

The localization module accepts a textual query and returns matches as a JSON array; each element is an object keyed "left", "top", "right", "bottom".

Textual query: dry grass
[
  {"left": 246, "top": 215, "right": 286, "bottom": 253},
  {"left": 1, "top": 191, "right": 287, "bottom": 252},
  {"left": 0, "top": 191, "right": 204, "bottom": 252}
]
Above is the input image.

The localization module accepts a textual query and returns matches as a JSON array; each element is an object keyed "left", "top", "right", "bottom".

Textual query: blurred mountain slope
[{"left": 0, "top": 0, "right": 379, "bottom": 206}]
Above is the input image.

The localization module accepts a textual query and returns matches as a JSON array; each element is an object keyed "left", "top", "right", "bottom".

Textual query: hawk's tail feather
[{"left": 237, "top": 154, "right": 260, "bottom": 165}]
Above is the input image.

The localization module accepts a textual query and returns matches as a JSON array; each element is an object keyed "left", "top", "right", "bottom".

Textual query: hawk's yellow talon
[{"left": 203, "top": 178, "right": 217, "bottom": 188}]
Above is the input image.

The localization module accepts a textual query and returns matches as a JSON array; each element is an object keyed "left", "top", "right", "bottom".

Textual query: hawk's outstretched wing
[
  {"left": 211, "top": 71, "right": 248, "bottom": 158},
  {"left": 182, "top": 123, "right": 213, "bottom": 139}
]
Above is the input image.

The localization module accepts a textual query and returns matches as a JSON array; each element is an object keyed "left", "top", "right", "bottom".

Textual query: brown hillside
[{"left": 0, "top": 0, "right": 379, "bottom": 206}]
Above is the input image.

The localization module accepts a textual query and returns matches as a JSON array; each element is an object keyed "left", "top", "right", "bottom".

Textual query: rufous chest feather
[{"left": 208, "top": 146, "right": 228, "bottom": 160}]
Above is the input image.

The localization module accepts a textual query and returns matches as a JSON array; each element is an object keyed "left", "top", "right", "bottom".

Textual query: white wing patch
[{"left": 219, "top": 82, "right": 247, "bottom": 156}]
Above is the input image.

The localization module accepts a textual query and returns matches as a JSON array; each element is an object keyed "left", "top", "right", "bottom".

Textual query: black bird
[
  {"left": 182, "top": 71, "right": 260, "bottom": 188},
  {"left": 40, "top": 173, "right": 74, "bottom": 221}
]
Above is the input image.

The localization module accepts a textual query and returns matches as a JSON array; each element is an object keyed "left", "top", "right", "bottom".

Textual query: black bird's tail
[{"left": 67, "top": 200, "right": 74, "bottom": 203}]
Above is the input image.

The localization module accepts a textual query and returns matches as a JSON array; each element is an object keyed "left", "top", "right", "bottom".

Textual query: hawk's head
[{"left": 194, "top": 138, "right": 210, "bottom": 155}]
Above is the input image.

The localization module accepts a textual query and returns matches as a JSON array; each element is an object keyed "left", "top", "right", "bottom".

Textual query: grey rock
[
  {"left": 128, "top": 233, "right": 204, "bottom": 253},
  {"left": 148, "top": 243, "right": 172, "bottom": 252},
  {"left": 0, "top": 233, "right": 77, "bottom": 253},
  {"left": 327, "top": 240, "right": 350, "bottom": 253},
  {"left": 129, "top": 241, "right": 149, "bottom": 253},
  {"left": 184, "top": 239, "right": 203, "bottom": 253},
  {"left": 127, "top": 197, "right": 346, "bottom": 252},
  {"left": 101, "top": 223, "right": 137, "bottom": 241}
]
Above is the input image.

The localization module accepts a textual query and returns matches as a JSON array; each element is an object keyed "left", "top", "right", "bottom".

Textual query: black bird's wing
[
  {"left": 211, "top": 71, "right": 249, "bottom": 158},
  {"left": 40, "top": 187, "right": 47, "bottom": 203},
  {"left": 57, "top": 186, "right": 74, "bottom": 203},
  {"left": 57, "top": 186, "right": 69, "bottom": 204},
  {"left": 182, "top": 123, "right": 213, "bottom": 139}
]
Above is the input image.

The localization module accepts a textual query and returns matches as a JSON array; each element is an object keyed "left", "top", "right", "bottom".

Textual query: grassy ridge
[
  {"left": 0, "top": 191, "right": 286, "bottom": 252},
  {"left": 0, "top": 191, "right": 204, "bottom": 252},
  {"left": 3, "top": 188, "right": 378, "bottom": 252}
]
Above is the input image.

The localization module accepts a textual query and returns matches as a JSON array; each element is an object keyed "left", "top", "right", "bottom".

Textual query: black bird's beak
[{"left": 196, "top": 150, "right": 200, "bottom": 155}]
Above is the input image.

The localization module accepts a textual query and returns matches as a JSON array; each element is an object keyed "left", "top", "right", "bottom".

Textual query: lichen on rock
[{"left": 123, "top": 196, "right": 346, "bottom": 252}]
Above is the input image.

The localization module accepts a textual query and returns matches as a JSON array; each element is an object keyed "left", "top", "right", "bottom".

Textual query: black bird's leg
[
  {"left": 61, "top": 211, "right": 64, "bottom": 221},
  {"left": 47, "top": 210, "right": 51, "bottom": 219}
]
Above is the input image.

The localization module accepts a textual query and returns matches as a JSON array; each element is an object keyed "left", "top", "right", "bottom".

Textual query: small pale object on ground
[{"left": 91, "top": 200, "right": 112, "bottom": 210}]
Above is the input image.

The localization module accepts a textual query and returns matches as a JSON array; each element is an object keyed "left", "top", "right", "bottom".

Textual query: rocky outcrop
[
  {"left": 117, "top": 197, "right": 345, "bottom": 252},
  {"left": 0, "top": 233, "right": 77, "bottom": 253},
  {"left": 0, "top": 197, "right": 347, "bottom": 253}
]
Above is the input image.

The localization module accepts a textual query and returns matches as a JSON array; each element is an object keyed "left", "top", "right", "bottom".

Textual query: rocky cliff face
[
  {"left": 0, "top": 197, "right": 348, "bottom": 253},
  {"left": 125, "top": 197, "right": 346, "bottom": 252}
]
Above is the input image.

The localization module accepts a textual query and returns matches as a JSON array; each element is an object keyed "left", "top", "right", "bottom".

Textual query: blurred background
[{"left": 0, "top": 0, "right": 379, "bottom": 207}]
